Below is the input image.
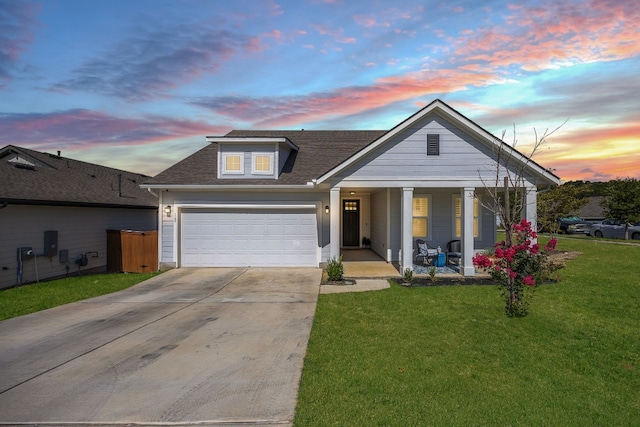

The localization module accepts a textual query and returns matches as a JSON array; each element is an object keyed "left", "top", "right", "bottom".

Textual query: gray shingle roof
[
  {"left": 0, "top": 145, "right": 157, "bottom": 208},
  {"left": 579, "top": 196, "right": 605, "bottom": 219},
  {"left": 146, "top": 130, "right": 386, "bottom": 186}
]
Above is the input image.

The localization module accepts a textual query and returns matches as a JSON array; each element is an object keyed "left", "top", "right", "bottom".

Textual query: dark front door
[{"left": 342, "top": 199, "right": 360, "bottom": 247}]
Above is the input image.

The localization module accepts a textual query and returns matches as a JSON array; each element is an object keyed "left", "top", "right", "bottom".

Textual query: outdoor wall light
[
  {"left": 325, "top": 205, "right": 330, "bottom": 214},
  {"left": 164, "top": 205, "right": 172, "bottom": 217},
  {"left": 349, "top": 191, "right": 355, "bottom": 195}
]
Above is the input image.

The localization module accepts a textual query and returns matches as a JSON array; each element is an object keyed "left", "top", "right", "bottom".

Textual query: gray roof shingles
[
  {"left": 146, "top": 130, "right": 386, "bottom": 186},
  {"left": 1, "top": 145, "right": 157, "bottom": 208}
]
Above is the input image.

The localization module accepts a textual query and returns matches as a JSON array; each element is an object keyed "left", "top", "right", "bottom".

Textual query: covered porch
[
  {"left": 341, "top": 248, "right": 464, "bottom": 279},
  {"left": 329, "top": 185, "right": 537, "bottom": 277}
]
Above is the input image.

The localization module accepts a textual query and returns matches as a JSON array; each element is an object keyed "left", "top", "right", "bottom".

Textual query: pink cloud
[
  {"left": 449, "top": 1, "right": 640, "bottom": 72},
  {"left": 309, "top": 23, "right": 356, "bottom": 44},
  {"left": 531, "top": 121, "right": 640, "bottom": 181},
  {"left": 193, "top": 67, "right": 498, "bottom": 127},
  {"left": 0, "top": 1, "right": 40, "bottom": 86},
  {"left": 0, "top": 110, "right": 224, "bottom": 151}
]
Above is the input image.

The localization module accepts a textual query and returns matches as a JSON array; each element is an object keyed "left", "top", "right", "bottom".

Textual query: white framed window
[
  {"left": 252, "top": 153, "right": 273, "bottom": 174},
  {"left": 454, "top": 194, "right": 481, "bottom": 238},
  {"left": 222, "top": 153, "right": 244, "bottom": 174},
  {"left": 412, "top": 196, "right": 431, "bottom": 238}
]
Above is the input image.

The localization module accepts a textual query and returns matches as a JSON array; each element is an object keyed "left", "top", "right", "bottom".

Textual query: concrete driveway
[{"left": 0, "top": 267, "right": 321, "bottom": 426}]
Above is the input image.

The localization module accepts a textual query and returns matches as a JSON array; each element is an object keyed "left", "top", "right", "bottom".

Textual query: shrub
[
  {"left": 326, "top": 256, "right": 344, "bottom": 281},
  {"left": 403, "top": 268, "right": 413, "bottom": 284},
  {"left": 473, "top": 219, "right": 560, "bottom": 317},
  {"left": 429, "top": 266, "right": 437, "bottom": 282}
]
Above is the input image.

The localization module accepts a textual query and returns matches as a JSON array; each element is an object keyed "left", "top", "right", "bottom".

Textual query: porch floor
[{"left": 341, "top": 249, "right": 400, "bottom": 278}]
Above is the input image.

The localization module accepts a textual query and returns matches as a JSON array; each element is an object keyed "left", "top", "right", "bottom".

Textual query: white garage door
[{"left": 181, "top": 208, "right": 319, "bottom": 267}]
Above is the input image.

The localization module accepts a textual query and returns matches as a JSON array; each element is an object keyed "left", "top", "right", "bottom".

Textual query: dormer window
[
  {"left": 252, "top": 153, "right": 274, "bottom": 174},
  {"left": 223, "top": 153, "right": 244, "bottom": 174}
]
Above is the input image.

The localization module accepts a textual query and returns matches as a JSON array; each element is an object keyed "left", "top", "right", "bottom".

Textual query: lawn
[
  {"left": 0, "top": 272, "right": 160, "bottom": 321},
  {"left": 294, "top": 236, "right": 640, "bottom": 426}
]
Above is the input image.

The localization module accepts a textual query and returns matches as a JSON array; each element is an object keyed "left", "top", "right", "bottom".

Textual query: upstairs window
[
  {"left": 427, "top": 134, "right": 440, "bottom": 155},
  {"left": 252, "top": 153, "right": 274, "bottom": 174},
  {"left": 222, "top": 153, "right": 244, "bottom": 174}
]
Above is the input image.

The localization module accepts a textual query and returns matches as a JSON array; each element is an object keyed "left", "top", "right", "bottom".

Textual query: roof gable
[{"left": 316, "top": 99, "right": 560, "bottom": 186}]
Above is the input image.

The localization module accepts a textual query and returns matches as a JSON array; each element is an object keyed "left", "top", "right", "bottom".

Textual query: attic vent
[{"left": 427, "top": 134, "right": 440, "bottom": 156}]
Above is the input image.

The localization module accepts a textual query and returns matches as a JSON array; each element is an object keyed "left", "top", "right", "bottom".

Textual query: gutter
[{"left": 140, "top": 183, "right": 316, "bottom": 190}]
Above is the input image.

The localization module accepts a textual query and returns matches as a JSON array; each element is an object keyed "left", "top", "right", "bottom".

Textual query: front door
[{"left": 342, "top": 199, "right": 360, "bottom": 247}]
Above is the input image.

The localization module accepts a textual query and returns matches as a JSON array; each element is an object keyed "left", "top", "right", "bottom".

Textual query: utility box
[
  {"left": 107, "top": 230, "right": 158, "bottom": 273},
  {"left": 44, "top": 230, "right": 58, "bottom": 257}
]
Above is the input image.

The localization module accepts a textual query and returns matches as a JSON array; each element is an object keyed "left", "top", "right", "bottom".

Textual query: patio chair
[
  {"left": 445, "top": 239, "right": 462, "bottom": 265},
  {"left": 414, "top": 239, "right": 438, "bottom": 265}
]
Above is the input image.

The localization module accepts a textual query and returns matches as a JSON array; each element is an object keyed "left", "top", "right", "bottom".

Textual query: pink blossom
[
  {"left": 545, "top": 238, "right": 558, "bottom": 252},
  {"left": 507, "top": 268, "right": 517, "bottom": 279},
  {"left": 531, "top": 243, "right": 540, "bottom": 255},
  {"left": 523, "top": 276, "right": 536, "bottom": 286},
  {"left": 473, "top": 254, "right": 492, "bottom": 268}
]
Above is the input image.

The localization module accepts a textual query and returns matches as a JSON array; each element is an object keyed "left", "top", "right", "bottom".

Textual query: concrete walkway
[
  {"left": 0, "top": 268, "right": 321, "bottom": 426},
  {"left": 320, "top": 279, "right": 391, "bottom": 294}
]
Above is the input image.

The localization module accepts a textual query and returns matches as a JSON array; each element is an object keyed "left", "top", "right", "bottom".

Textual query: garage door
[{"left": 181, "top": 208, "right": 319, "bottom": 267}]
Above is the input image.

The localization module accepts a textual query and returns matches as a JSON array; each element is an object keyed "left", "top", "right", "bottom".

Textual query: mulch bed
[
  {"left": 398, "top": 277, "right": 497, "bottom": 287},
  {"left": 321, "top": 251, "right": 581, "bottom": 288}
]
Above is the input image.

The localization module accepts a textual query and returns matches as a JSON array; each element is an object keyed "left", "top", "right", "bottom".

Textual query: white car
[{"left": 589, "top": 219, "right": 640, "bottom": 240}]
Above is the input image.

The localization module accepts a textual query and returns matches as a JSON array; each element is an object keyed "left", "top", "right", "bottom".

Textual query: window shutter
[{"left": 427, "top": 134, "right": 440, "bottom": 155}]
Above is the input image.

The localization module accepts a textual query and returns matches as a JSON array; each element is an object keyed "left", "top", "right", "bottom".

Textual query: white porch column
[
  {"left": 330, "top": 187, "right": 341, "bottom": 260},
  {"left": 462, "top": 187, "right": 475, "bottom": 277},
  {"left": 401, "top": 187, "right": 414, "bottom": 272},
  {"left": 524, "top": 185, "right": 537, "bottom": 243}
]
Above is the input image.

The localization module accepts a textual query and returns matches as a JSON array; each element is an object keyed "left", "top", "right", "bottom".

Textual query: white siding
[
  {"left": 0, "top": 205, "right": 157, "bottom": 289},
  {"left": 335, "top": 115, "right": 536, "bottom": 186}
]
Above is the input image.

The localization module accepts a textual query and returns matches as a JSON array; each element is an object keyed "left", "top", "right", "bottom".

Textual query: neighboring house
[
  {"left": 142, "top": 99, "right": 560, "bottom": 276},
  {"left": 0, "top": 145, "right": 158, "bottom": 289}
]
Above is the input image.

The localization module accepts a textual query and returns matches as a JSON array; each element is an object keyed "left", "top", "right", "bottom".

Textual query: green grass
[
  {"left": 295, "top": 236, "right": 640, "bottom": 426},
  {"left": 0, "top": 272, "right": 160, "bottom": 321}
]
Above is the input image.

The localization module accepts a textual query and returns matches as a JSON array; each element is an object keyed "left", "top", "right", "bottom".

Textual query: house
[
  {"left": 141, "top": 99, "right": 560, "bottom": 276},
  {"left": 579, "top": 196, "right": 606, "bottom": 223},
  {"left": 0, "top": 145, "right": 158, "bottom": 289}
]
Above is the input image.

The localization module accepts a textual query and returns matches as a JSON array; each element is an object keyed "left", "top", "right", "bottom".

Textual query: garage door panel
[{"left": 181, "top": 208, "right": 318, "bottom": 267}]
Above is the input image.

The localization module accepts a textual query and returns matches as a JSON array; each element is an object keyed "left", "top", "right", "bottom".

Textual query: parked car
[
  {"left": 589, "top": 219, "right": 640, "bottom": 240},
  {"left": 558, "top": 216, "right": 592, "bottom": 234}
]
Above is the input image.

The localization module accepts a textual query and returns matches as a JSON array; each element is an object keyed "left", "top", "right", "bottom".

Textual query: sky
[{"left": 1, "top": 0, "right": 639, "bottom": 182}]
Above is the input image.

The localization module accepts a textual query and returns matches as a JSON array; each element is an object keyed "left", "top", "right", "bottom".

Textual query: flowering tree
[
  {"left": 474, "top": 122, "right": 565, "bottom": 316},
  {"left": 473, "top": 219, "right": 558, "bottom": 317}
]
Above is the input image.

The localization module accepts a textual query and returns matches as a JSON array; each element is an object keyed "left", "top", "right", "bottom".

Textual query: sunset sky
[{"left": 1, "top": 0, "right": 638, "bottom": 182}]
